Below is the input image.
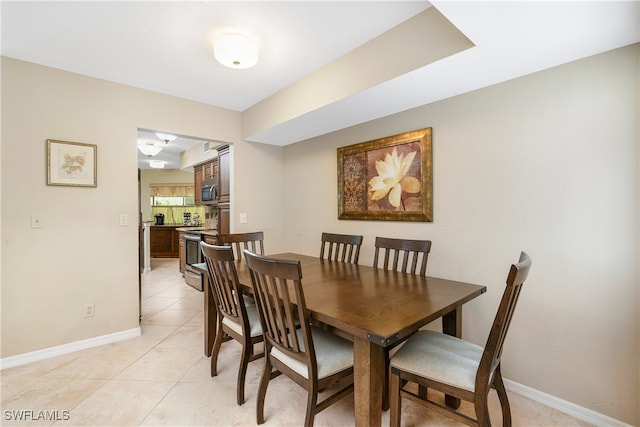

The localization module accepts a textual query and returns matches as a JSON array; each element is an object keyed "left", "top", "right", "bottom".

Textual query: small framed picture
[{"left": 47, "top": 139, "right": 97, "bottom": 187}]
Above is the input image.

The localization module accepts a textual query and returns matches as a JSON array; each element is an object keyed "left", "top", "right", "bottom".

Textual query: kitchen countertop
[
  {"left": 146, "top": 224, "right": 217, "bottom": 238},
  {"left": 176, "top": 226, "right": 218, "bottom": 237}
]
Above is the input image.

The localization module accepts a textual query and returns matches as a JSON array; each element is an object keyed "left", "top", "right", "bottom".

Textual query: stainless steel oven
[{"left": 184, "top": 232, "right": 204, "bottom": 291}]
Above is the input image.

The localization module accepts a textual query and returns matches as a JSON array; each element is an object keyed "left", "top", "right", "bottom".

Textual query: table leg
[
  {"left": 442, "top": 308, "right": 462, "bottom": 409},
  {"left": 354, "top": 337, "right": 384, "bottom": 427},
  {"left": 442, "top": 307, "right": 462, "bottom": 337},
  {"left": 203, "top": 274, "right": 216, "bottom": 356}
]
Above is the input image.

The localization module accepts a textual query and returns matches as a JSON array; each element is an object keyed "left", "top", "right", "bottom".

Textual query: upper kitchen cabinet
[
  {"left": 217, "top": 145, "right": 230, "bottom": 203},
  {"left": 194, "top": 164, "right": 203, "bottom": 205},
  {"left": 202, "top": 158, "right": 218, "bottom": 181},
  {"left": 193, "top": 153, "right": 221, "bottom": 206}
]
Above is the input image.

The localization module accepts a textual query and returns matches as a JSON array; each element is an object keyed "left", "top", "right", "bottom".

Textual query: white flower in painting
[{"left": 368, "top": 148, "right": 420, "bottom": 208}]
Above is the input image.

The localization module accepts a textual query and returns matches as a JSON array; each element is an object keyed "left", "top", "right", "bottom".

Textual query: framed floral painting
[
  {"left": 47, "top": 139, "right": 97, "bottom": 187},
  {"left": 337, "top": 128, "right": 432, "bottom": 222}
]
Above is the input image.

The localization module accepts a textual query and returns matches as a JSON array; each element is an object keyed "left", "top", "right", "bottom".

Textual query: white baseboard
[
  {"left": 504, "top": 378, "right": 633, "bottom": 427},
  {"left": 0, "top": 327, "right": 141, "bottom": 370}
]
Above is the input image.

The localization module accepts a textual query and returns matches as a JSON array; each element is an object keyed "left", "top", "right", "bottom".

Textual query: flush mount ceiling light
[
  {"left": 149, "top": 160, "right": 165, "bottom": 169},
  {"left": 214, "top": 32, "right": 259, "bottom": 69},
  {"left": 137, "top": 140, "right": 163, "bottom": 157},
  {"left": 155, "top": 132, "right": 177, "bottom": 143}
]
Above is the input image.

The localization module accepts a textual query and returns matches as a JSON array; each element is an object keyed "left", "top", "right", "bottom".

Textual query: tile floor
[{"left": 1, "top": 258, "right": 592, "bottom": 426}]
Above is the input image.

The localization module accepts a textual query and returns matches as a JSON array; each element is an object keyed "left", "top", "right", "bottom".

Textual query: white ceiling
[
  {"left": 136, "top": 129, "right": 222, "bottom": 170},
  {"left": 2, "top": 1, "right": 638, "bottom": 169}
]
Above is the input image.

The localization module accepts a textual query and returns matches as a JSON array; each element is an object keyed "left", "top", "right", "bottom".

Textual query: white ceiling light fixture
[
  {"left": 137, "top": 140, "right": 163, "bottom": 156},
  {"left": 149, "top": 160, "right": 165, "bottom": 169},
  {"left": 156, "top": 132, "right": 177, "bottom": 143},
  {"left": 214, "top": 32, "right": 259, "bottom": 69}
]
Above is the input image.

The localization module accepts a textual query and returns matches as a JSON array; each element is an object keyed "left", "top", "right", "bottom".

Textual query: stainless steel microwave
[{"left": 201, "top": 179, "right": 218, "bottom": 205}]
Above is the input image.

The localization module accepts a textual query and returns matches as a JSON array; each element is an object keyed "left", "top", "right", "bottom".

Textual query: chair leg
[
  {"left": 304, "top": 388, "right": 318, "bottom": 427},
  {"left": 256, "top": 355, "right": 272, "bottom": 425},
  {"left": 474, "top": 390, "right": 491, "bottom": 427},
  {"left": 418, "top": 385, "right": 428, "bottom": 399},
  {"left": 210, "top": 320, "right": 224, "bottom": 377},
  {"left": 494, "top": 367, "right": 512, "bottom": 427},
  {"left": 389, "top": 370, "right": 401, "bottom": 427},
  {"left": 236, "top": 340, "right": 251, "bottom": 405},
  {"left": 482, "top": 409, "right": 491, "bottom": 427}
]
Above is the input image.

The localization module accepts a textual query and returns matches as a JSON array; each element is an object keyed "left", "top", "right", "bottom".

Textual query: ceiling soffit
[{"left": 242, "top": 7, "right": 473, "bottom": 145}]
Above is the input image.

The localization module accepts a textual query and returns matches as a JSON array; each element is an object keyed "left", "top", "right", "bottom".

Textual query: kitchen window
[
  {"left": 151, "top": 196, "right": 195, "bottom": 206},
  {"left": 149, "top": 184, "right": 203, "bottom": 225}
]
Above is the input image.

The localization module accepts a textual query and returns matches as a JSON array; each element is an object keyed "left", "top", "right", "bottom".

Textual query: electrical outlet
[
  {"left": 119, "top": 213, "right": 128, "bottom": 226},
  {"left": 84, "top": 304, "right": 95, "bottom": 317},
  {"left": 239, "top": 213, "right": 247, "bottom": 224}
]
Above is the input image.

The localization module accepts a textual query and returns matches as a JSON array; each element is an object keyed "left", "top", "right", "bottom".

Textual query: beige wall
[
  {"left": 230, "top": 141, "right": 286, "bottom": 252},
  {"left": 281, "top": 44, "right": 639, "bottom": 424},
  {"left": 0, "top": 58, "right": 244, "bottom": 357}
]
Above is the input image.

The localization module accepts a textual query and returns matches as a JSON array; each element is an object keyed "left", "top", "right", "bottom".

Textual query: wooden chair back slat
[
  {"left": 218, "top": 231, "right": 265, "bottom": 262},
  {"left": 373, "top": 236, "right": 432, "bottom": 276},
  {"left": 320, "top": 232, "right": 363, "bottom": 264}
]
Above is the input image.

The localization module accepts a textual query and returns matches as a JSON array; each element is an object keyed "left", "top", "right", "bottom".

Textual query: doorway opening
[{"left": 136, "top": 128, "right": 221, "bottom": 321}]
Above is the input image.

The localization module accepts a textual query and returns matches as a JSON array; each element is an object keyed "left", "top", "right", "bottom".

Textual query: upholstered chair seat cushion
[
  {"left": 271, "top": 326, "right": 353, "bottom": 380},
  {"left": 222, "top": 304, "right": 263, "bottom": 337},
  {"left": 230, "top": 289, "right": 255, "bottom": 306},
  {"left": 390, "top": 330, "right": 483, "bottom": 392}
]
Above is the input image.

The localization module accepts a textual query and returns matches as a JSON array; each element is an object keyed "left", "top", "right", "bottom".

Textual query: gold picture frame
[
  {"left": 46, "top": 139, "right": 97, "bottom": 187},
  {"left": 338, "top": 128, "right": 432, "bottom": 222}
]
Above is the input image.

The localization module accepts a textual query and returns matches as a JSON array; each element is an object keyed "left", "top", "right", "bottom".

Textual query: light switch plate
[{"left": 119, "top": 213, "right": 128, "bottom": 226}]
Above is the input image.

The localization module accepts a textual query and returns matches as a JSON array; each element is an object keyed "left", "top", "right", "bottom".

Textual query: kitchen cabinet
[
  {"left": 218, "top": 203, "right": 230, "bottom": 234},
  {"left": 178, "top": 231, "right": 186, "bottom": 272},
  {"left": 203, "top": 158, "right": 218, "bottom": 180},
  {"left": 216, "top": 145, "right": 230, "bottom": 234},
  {"left": 194, "top": 164, "right": 203, "bottom": 205},
  {"left": 217, "top": 145, "right": 230, "bottom": 203},
  {"left": 192, "top": 145, "right": 230, "bottom": 234},
  {"left": 150, "top": 226, "right": 180, "bottom": 258},
  {"left": 194, "top": 157, "right": 219, "bottom": 206}
]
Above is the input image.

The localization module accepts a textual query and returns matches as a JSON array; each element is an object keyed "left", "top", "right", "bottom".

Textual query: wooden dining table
[{"left": 195, "top": 253, "right": 486, "bottom": 427}]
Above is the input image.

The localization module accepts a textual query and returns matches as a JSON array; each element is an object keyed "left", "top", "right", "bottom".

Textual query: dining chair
[
  {"left": 200, "top": 241, "right": 264, "bottom": 406},
  {"left": 217, "top": 231, "right": 265, "bottom": 262},
  {"left": 389, "top": 252, "right": 532, "bottom": 427},
  {"left": 372, "top": 236, "right": 432, "bottom": 409},
  {"left": 319, "top": 232, "right": 363, "bottom": 264},
  {"left": 373, "top": 236, "right": 432, "bottom": 276},
  {"left": 243, "top": 249, "right": 355, "bottom": 427}
]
